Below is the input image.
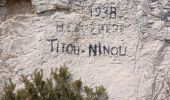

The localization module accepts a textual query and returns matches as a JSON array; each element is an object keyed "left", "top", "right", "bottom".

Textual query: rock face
[{"left": 0, "top": 0, "right": 170, "bottom": 99}]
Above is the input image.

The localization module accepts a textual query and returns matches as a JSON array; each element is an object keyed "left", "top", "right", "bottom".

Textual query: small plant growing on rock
[{"left": 1, "top": 65, "right": 108, "bottom": 100}]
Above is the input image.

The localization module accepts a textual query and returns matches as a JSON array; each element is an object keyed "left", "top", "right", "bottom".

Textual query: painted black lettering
[
  {"left": 95, "top": 6, "right": 101, "bottom": 16},
  {"left": 66, "top": 44, "right": 73, "bottom": 54},
  {"left": 110, "top": 7, "right": 116, "bottom": 19},
  {"left": 89, "top": 44, "right": 97, "bottom": 57},
  {"left": 74, "top": 46, "right": 80, "bottom": 55},
  {"left": 111, "top": 47, "right": 118, "bottom": 55},
  {"left": 61, "top": 43, "right": 66, "bottom": 53},
  {"left": 112, "top": 24, "right": 118, "bottom": 32},
  {"left": 56, "top": 42, "right": 59, "bottom": 53},
  {"left": 47, "top": 39, "right": 58, "bottom": 52},
  {"left": 104, "top": 6, "right": 109, "bottom": 18},
  {"left": 119, "top": 46, "right": 127, "bottom": 56},
  {"left": 103, "top": 45, "right": 110, "bottom": 54},
  {"left": 98, "top": 43, "right": 102, "bottom": 55}
]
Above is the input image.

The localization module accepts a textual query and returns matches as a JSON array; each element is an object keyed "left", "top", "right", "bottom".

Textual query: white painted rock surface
[{"left": 0, "top": 0, "right": 170, "bottom": 100}]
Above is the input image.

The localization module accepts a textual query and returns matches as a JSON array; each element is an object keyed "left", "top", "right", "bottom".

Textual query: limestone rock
[
  {"left": 32, "top": 0, "right": 70, "bottom": 13},
  {"left": 0, "top": 7, "right": 7, "bottom": 23},
  {"left": 0, "top": 0, "right": 7, "bottom": 6}
]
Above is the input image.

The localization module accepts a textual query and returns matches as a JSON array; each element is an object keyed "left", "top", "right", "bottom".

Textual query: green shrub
[{"left": 1, "top": 65, "right": 108, "bottom": 100}]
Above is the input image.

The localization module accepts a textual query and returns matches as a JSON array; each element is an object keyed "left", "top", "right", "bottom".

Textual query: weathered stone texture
[
  {"left": 0, "top": 0, "right": 7, "bottom": 6},
  {"left": 0, "top": 0, "right": 170, "bottom": 100}
]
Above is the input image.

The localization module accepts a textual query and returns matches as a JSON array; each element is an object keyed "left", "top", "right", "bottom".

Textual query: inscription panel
[
  {"left": 47, "top": 39, "right": 127, "bottom": 57},
  {"left": 46, "top": 1, "right": 128, "bottom": 57},
  {"left": 56, "top": 20, "right": 122, "bottom": 35}
]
